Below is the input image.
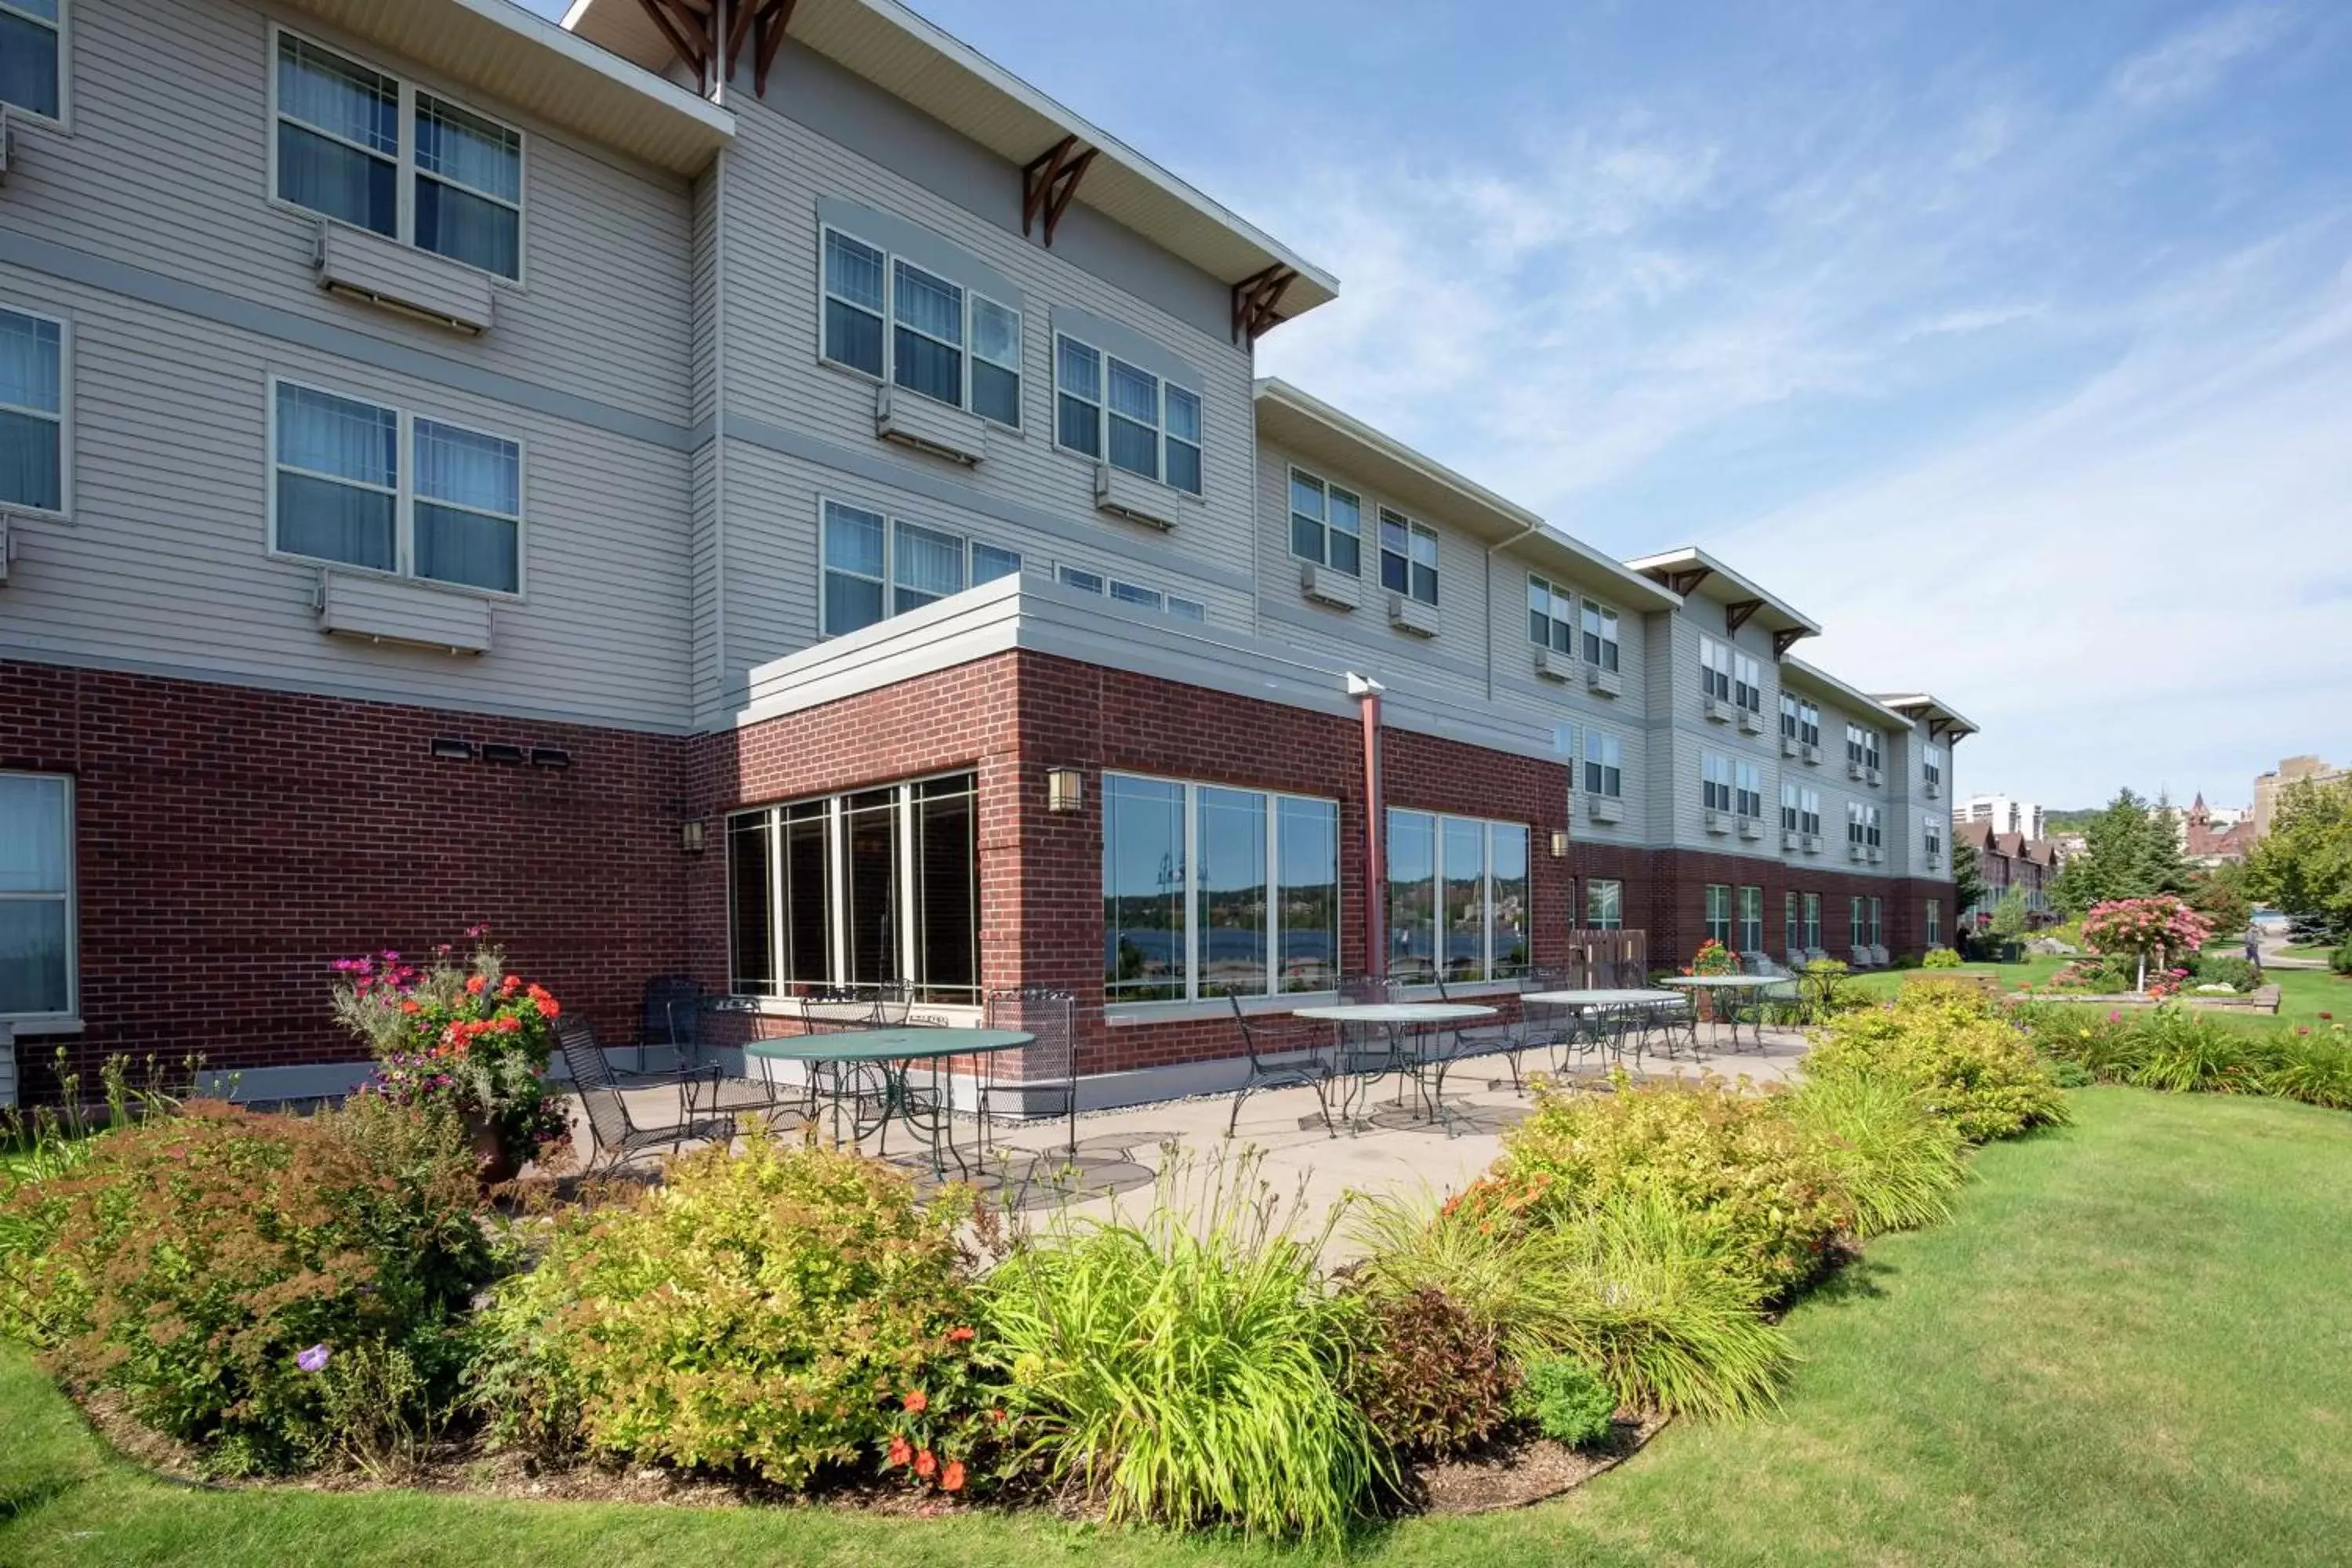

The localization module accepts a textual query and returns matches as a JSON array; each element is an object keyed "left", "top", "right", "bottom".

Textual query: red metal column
[{"left": 1354, "top": 677, "right": 1385, "bottom": 981}]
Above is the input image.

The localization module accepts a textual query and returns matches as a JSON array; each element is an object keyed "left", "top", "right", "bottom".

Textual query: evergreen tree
[
  {"left": 2139, "top": 793, "right": 2195, "bottom": 897},
  {"left": 1951, "top": 836, "right": 1987, "bottom": 920},
  {"left": 2053, "top": 787, "right": 2186, "bottom": 913}
]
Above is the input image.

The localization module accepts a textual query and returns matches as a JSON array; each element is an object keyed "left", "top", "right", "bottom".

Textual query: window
[
  {"left": 1866, "top": 730, "right": 1882, "bottom": 771},
  {"left": 0, "top": 307, "right": 66, "bottom": 515},
  {"left": 1583, "top": 731, "right": 1622, "bottom": 799},
  {"left": 1581, "top": 599, "right": 1621, "bottom": 671},
  {"left": 1105, "top": 774, "right": 1338, "bottom": 1001},
  {"left": 1378, "top": 509, "right": 1439, "bottom": 605},
  {"left": 1924, "top": 743, "right": 1945, "bottom": 789},
  {"left": 1585, "top": 878, "right": 1624, "bottom": 931},
  {"left": 1797, "top": 701, "right": 1820, "bottom": 747},
  {"left": 1053, "top": 335, "right": 1200, "bottom": 493},
  {"left": 1385, "top": 809, "right": 1529, "bottom": 983},
  {"left": 1803, "top": 892, "right": 1821, "bottom": 949},
  {"left": 1867, "top": 897, "right": 1884, "bottom": 946},
  {"left": 820, "top": 499, "right": 1019, "bottom": 636},
  {"left": 1737, "top": 886, "right": 1763, "bottom": 954},
  {"left": 1800, "top": 788, "right": 1822, "bottom": 836},
  {"left": 1735, "top": 760, "right": 1763, "bottom": 822},
  {"left": 1783, "top": 891, "right": 1802, "bottom": 955},
  {"left": 272, "top": 380, "right": 522, "bottom": 593},
  {"left": 1288, "top": 468, "right": 1363, "bottom": 576},
  {"left": 1779, "top": 692, "right": 1800, "bottom": 741},
  {"left": 1704, "top": 884, "right": 1731, "bottom": 947},
  {"left": 1847, "top": 800, "right": 1866, "bottom": 847},
  {"left": 0, "top": 772, "right": 73, "bottom": 1020},
  {"left": 1846, "top": 723, "right": 1882, "bottom": 771},
  {"left": 1846, "top": 724, "right": 1867, "bottom": 767},
  {"left": 1850, "top": 895, "right": 1865, "bottom": 946},
  {"left": 1700, "top": 637, "right": 1733, "bottom": 702},
  {"left": 274, "top": 32, "right": 524, "bottom": 280},
  {"left": 1056, "top": 564, "right": 1209, "bottom": 626},
  {"left": 822, "top": 227, "right": 1022, "bottom": 429},
  {"left": 1, "top": 0, "right": 62, "bottom": 121},
  {"left": 1925, "top": 818, "right": 1943, "bottom": 858},
  {"left": 1866, "top": 805, "right": 1883, "bottom": 849},
  {"left": 1733, "top": 651, "right": 1762, "bottom": 714},
  {"left": 1926, "top": 898, "right": 1943, "bottom": 947},
  {"left": 1527, "top": 575, "right": 1575, "bottom": 653},
  {"left": 1780, "top": 782, "right": 1801, "bottom": 833},
  {"left": 1702, "top": 753, "right": 1733, "bottom": 814},
  {"left": 728, "top": 774, "right": 978, "bottom": 1004}
]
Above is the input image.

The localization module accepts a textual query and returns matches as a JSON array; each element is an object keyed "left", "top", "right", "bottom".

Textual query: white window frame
[
  {"left": 1287, "top": 465, "right": 1362, "bottom": 575},
  {"left": 1051, "top": 332, "right": 1200, "bottom": 493},
  {"left": 1737, "top": 884, "right": 1764, "bottom": 953},
  {"left": 1798, "top": 700, "right": 1821, "bottom": 747},
  {"left": 1847, "top": 799, "right": 1867, "bottom": 846},
  {"left": 1801, "top": 787, "right": 1822, "bottom": 836},
  {"left": 267, "top": 26, "right": 528, "bottom": 285},
  {"left": 1702, "top": 752, "right": 1733, "bottom": 814},
  {"left": 1733, "top": 651, "right": 1762, "bottom": 714},
  {"left": 0, "top": 770, "right": 76, "bottom": 1024},
  {"left": 1055, "top": 562, "right": 1210, "bottom": 626},
  {"left": 1527, "top": 572, "right": 1577, "bottom": 653},
  {"left": 1105, "top": 771, "right": 1342, "bottom": 1004},
  {"left": 1926, "top": 898, "right": 1943, "bottom": 947},
  {"left": 816, "top": 223, "right": 1023, "bottom": 430},
  {"left": 1923, "top": 743, "right": 1945, "bottom": 788},
  {"left": 0, "top": 302, "right": 71, "bottom": 521},
  {"left": 1866, "top": 804, "right": 1883, "bottom": 849},
  {"left": 1385, "top": 808, "right": 1531, "bottom": 985},
  {"left": 1780, "top": 781, "right": 1801, "bottom": 833},
  {"left": 0, "top": 0, "right": 68, "bottom": 128},
  {"left": 1378, "top": 508, "right": 1439, "bottom": 606},
  {"left": 1700, "top": 636, "right": 1733, "bottom": 702},
  {"left": 1779, "top": 691, "right": 1801, "bottom": 740},
  {"left": 267, "top": 374, "right": 526, "bottom": 598},
  {"left": 817, "top": 495, "right": 1019, "bottom": 637},
  {"left": 1585, "top": 877, "right": 1624, "bottom": 931},
  {"left": 1704, "top": 883, "right": 1732, "bottom": 946},
  {"left": 1581, "top": 598, "right": 1621, "bottom": 671},
  {"left": 1734, "top": 760, "right": 1763, "bottom": 821},
  {"left": 1583, "top": 730, "right": 1622, "bottom": 799}
]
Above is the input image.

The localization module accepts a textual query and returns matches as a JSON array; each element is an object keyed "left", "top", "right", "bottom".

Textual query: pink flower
[{"left": 296, "top": 1344, "right": 331, "bottom": 1373}]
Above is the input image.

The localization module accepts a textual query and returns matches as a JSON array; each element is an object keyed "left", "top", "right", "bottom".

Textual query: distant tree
[
  {"left": 1988, "top": 888, "right": 2030, "bottom": 941},
  {"left": 2244, "top": 779, "right": 2352, "bottom": 938},
  {"left": 2053, "top": 787, "right": 2186, "bottom": 914},
  {"left": 2138, "top": 794, "right": 2196, "bottom": 898},
  {"left": 1950, "top": 837, "right": 1987, "bottom": 922},
  {"left": 2187, "top": 862, "right": 2252, "bottom": 938}
]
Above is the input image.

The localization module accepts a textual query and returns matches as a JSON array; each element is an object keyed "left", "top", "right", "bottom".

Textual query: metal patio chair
[
  {"left": 556, "top": 1015, "right": 740, "bottom": 1177},
  {"left": 977, "top": 986, "right": 1081, "bottom": 1157},
  {"left": 1220, "top": 989, "right": 1334, "bottom": 1138},
  {"left": 633, "top": 974, "right": 700, "bottom": 1071}
]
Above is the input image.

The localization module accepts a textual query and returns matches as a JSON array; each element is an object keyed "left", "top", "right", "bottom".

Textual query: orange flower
[
  {"left": 885, "top": 1434, "right": 912, "bottom": 1468},
  {"left": 465, "top": 975, "right": 486, "bottom": 994},
  {"left": 401, "top": 1000, "right": 422, "bottom": 1014},
  {"left": 913, "top": 1449, "right": 937, "bottom": 1479},
  {"left": 941, "top": 1459, "right": 966, "bottom": 1493},
  {"left": 988, "top": 1408, "right": 1007, "bottom": 1424},
  {"left": 946, "top": 1326, "right": 975, "bottom": 1344},
  {"left": 902, "top": 1389, "right": 928, "bottom": 1414}
]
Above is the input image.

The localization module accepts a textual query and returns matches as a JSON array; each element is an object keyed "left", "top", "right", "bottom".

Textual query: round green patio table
[{"left": 748, "top": 1027, "right": 1032, "bottom": 1175}]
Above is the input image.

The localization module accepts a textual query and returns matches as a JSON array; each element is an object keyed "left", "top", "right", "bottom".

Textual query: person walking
[{"left": 2245, "top": 921, "right": 2264, "bottom": 976}]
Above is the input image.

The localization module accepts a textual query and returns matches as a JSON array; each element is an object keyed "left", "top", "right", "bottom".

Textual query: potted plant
[
  {"left": 1684, "top": 938, "right": 1739, "bottom": 1022},
  {"left": 332, "top": 927, "right": 572, "bottom": 1184}
]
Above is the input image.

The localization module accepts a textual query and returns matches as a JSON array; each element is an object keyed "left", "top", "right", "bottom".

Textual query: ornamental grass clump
[
  {"left": 1785, "top": 1066, "right": 1967, "bottom": 1237},
  {"left": 1809, "top": 981, "right": 2069, "bottom": 1143},
  {"left": 474, "top": 1139, "right": 990, "bottom": 1495},
  {"left": 0, "top": 1097, "right": 493, "bottom": 1475},
  {"left": 1501, "top": 1069, "right": 1849, "bottom": 1298},
  {"left": 978, "top": 1152, "right": 1382, "bottom": 1541}
]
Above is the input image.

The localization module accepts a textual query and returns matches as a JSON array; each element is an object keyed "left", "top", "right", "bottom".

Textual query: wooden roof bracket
[
  {"left": 1022, "top": 134, "right": 1098, "bottom": 247},
  {"left": 1657, "top": 566, "right": 1711, "bottom": 598},
  {"left": 1771, "top": 627, "right": 1807, "bottom": 660},
  {"left": 634, "top": 0, "right": 796, "bottom": 97},
  {"left": 635, "top": 0, "right": 715, "bottom": 93},
  {"left": 1724, "top": 597, "right": 1763, "bottom": 636},
  {"left": 1232, "top": 263, "right": 1297, "bottom": 344},
  {"left": 749, "top": 0, "right": 797, "bottom": 96}
]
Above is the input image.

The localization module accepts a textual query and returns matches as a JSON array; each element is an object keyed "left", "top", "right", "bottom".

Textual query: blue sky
[{"left": 531, "top": 1, "right": 2351, "bottom": 811}]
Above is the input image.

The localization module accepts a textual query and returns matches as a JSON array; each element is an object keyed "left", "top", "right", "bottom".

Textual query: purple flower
[
  {"left": 2107, "top": 1011, "right": 2122, "bottom": 1022},
  {"left": 296, "top": 1344, "right": 331, "bottom": 1374}
]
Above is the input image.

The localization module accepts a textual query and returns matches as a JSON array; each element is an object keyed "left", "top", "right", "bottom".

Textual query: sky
[{"left": 529, "top": 1, "right": 2352, "bottom": 810}]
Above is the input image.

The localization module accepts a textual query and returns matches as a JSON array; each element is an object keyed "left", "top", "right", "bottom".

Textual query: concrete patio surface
[{"left": 554, "top": 1021, "right": 1815, "bottom": 1252}]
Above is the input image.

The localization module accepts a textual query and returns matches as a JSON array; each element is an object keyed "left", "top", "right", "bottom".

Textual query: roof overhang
[
  {"left": 1876, "top": 692, "right": 1981, "bottom": 742},
  {"left": 284, "top": 0, "right": 735, "bottom": 176},
  {"left": 567, "top": 0, "right": 1337, "bottom": 331},
  {"left": 1781, "top": 657, "right": 1913, "bottom": 729},
  {"left": 1254, "top": 380, "right": 1682, "bottom": 612},
  {"left": 1625, "top": 546, "right": 1821, "bottom": 652}
]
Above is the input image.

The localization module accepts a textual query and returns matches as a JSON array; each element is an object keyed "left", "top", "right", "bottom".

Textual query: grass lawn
[
  {"left": 1845, "top": 953, "right": 2071, "bottom": 1000},
  {"left": 1849, "top": 956, "right": 2352, "bottom": 1032},
  {"left": 7, "top": 1090, "right": 2352, "bottom": 1566}
]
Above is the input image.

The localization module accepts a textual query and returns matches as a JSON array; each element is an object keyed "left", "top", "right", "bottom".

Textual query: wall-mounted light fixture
[
  {"left": 530, "top": 746, "right": 572, "bottom": 769},
  {"left": 429, "top": 736, "right": 477, "bottom": 761},
  {"left": 482, "top": 742, "right": 526, "bottom": 765},
  {"left": 1047, "top": 767, "right": 1084, "bottom": 814},
  {"left": 681, "top": 820, "right": 707, "bottom": 853},
  {"left": 1549, "top": 829, "right": 1570, "bottom": 858}
]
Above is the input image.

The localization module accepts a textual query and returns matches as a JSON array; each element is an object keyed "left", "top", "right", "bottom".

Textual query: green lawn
[
  {"left": 7, "top": 1090, "right": 2352, "bottom": 1566},
  {"left": 1848, "top": 956, "right": 2352, "bottom": 1032}
]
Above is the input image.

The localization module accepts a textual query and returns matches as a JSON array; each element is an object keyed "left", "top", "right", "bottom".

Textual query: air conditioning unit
[
  {"left": 1868, "top": 845, "right": 1884, "bottom": 864},
  {"left": 1386, "top": 592, "right": 1439, "bottom": 638},
  {"left": 1867, "top": 767, "right": 1883, "bottom": 788},
  {"left": 315, "top": 220, "right": 495, "bottom": 335},
  {"left": 1533, "top": 646, "right": 1573, "bottom": 682},
  {"left": 1737, "top": 709, "right": 1765, "bottom": 736},
  {"left": 1737, "top": 817, "right": 1766, "bottom": 840},
  {"left": 1782, "top": 829, "right": 1802, "bottom": 852},
  {"left": 1802, "top": 833, "right": 1823, "bottom": 854},
  {"left": 1847, "top": 758, "right": 1867, "bottom": 781},
  {"left": 1801, "top": 743, "right": 1821, "bottom": 765},
  {"left": 1094, "top": 463, "right": 1180, "bottom": 529},
  {"left": 1704, "top": 809, "right": 1730, "bottom": 835},
  {"left": 1588, "top": 796, "right": 1624, "bottom": 825},
  {"left": 877, "top": 385, "right": 989, "bottom": 466},
  {"left": 1924, "top": 779, "right": 1942, "bottom": 800},
  {"left": 1780, "top": 735, "right": 1802, "bottom": 758},
  {"left": 1848, "top": 841, "right": 1867, "bottom": 862},
  {"left": 1585, "top": 665, "right": 1622, "bottom": 699},
  {"left": 1298, "top": 561, "right": 1358, "bottom": 611},
  {"left": 1704, "top": 695, "right": 1734, "bottom": 724}
]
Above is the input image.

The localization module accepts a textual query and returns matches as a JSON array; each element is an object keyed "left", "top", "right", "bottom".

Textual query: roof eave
[{"left": 1624, "top": 546, "right": 1822, "bottom": 636}]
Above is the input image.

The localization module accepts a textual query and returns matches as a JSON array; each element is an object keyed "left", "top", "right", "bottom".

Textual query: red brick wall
[{"left": 2, "top": 660, "right": 690, "bottom": 1096}]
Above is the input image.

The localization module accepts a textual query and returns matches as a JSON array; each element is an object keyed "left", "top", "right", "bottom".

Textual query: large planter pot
[{"left": 466, "top": 1114, "right": 521, "bottom": 1187}]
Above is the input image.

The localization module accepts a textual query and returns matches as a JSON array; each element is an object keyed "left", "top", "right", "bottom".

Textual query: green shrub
[
  {"left": 1922, "top": 947, "right": 1963, "bottom": 970},
  {"left": 1503, "top": 1070, "right": 1849, "bottom": 1297},
  {"left": 1809, "top": 982, "right": 2071, "bottom": 1143},
  {"left": 2125, "top": 1007, "right": 2281, "bottom": 1094},
  {"left": 1339, "top": 1284, "right": 1518, "bottom": 1461},
  {"left": 1517, "top": 1356, "right": 1617, "bottom": 1448},
  {"left": 477, "top": 1139, "right": 987, "bottom": 1494},
  {"left": 979, "top": 1155, "right": 1381, "bottom": 1541},
  {"left": 2189, "top": 955, "right": 2259, "bottom": 993},
  {"left": 1785, "top": 1068, "right": 1967, "bottom": 1236},
  {"left": 0, "top": 1098, "right": 492, "bottom": 1475},
  {"left": 2270, "top": 1036, "right": 2352, "bottom": 1109},
  {"left": 2332, "top": 938, "right": 2352, "bottom": 977}
]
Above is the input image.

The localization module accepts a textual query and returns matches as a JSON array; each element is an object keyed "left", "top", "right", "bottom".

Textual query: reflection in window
[
  {"left": 1276, "top": 797, "right": 1339, "bottom": 992},
  {"left": 1196, "top": 787, "right": 1267, "bottom": 996},
  {"left": 1105, "top": 774, "right": 1186, "bottom": 1002},
  {"left": 1387, "top": 810, "right": 1529, "bottom": 983},
  {"left": 1584, "top": 877, "right": 1623, "bottom": 931}
]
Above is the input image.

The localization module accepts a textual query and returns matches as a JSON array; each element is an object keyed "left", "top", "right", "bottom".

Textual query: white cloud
[{"left": 2108, "top": 4, "right": 2297, "bottom": 110}]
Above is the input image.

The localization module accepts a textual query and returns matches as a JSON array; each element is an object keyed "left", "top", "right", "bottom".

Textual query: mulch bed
[{"left": 1410, "top": 1415, "right": 1666, "bottom": 1515}]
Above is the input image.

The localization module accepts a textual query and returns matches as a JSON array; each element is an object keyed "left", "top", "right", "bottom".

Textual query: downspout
[
  {"left": 1484, "top": 520, "right": 1542, "bottom": 703},
  {"left": 706, "top": 36, "right": 728, "bottom": 722},
  {"left": 1348, "top": 673, "right": 1386, "bottom": 979}
]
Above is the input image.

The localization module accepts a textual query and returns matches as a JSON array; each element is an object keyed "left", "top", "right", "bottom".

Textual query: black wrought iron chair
[
  {"left": 976, "top": 987, "right": 1080, "bottom": 1159},
  {"left": 1221, "top": 989, "right": 1334, "bottom": 1138},
  {"left": 633, "top": 974, "right": 700, "bottom": 1071},
  {"left": 556, "top": 1015, "right": 740, "bottom": 1177}
]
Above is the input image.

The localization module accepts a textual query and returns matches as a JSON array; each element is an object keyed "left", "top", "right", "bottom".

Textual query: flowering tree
[
  {"left": 2082, "top": 896, "right": 2214, "bottom": 994},
  {"left": 332, "top": 927, "right": 570, "bottom": 1174}
]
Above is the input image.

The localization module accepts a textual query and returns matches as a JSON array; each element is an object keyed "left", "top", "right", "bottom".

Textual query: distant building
[
  {"left": 2180, "top": 796, "right": 2256, "bottom": 867},
  {"left": 1957, "top": 820, "right": 2059, "bottom": 928},
  {"left": 1955, "top": 793, "right": 2045, "bottom": 842},
  {"left": 2253, "top": 756, "right": 2349, "bottom": 838}
]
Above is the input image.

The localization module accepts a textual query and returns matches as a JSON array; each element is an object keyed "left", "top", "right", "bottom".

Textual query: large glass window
[
  {"left": 1054, "top": 336, "right": 1202, "bottom": 493},
  {"left": 1379, "top": 509, "right": 1439, "bottom": 604},
  {"left": 1803, "top": 892, "right": 1821, "bottom": 949},
  {"left": 1288, "top": 468, "right": 1362, "bottom": 576},
  {"left": 1528, "top": 574, "right": 1575, "bottom": 653},
  {"left": 1780, "top": 782, "right": 1802, "bottom": 833},
  {"left": 0, "top": 307, "right": 65, "bottom": 515},
  {"left": 414, "top": 418, "right": 521, "bottom": 593},
  {"left": 1737, "top": 886, "right": 1763, "bottom": 953},
  {"left": 1704, "top": 884, "right": 1731, "bottom": 947},
  {"left": 1926, "top": 898, "right": 1943, "bottom": 947},
  {"left": 1584, "top": 877, "right": 1623, "bottom": 931},
  {"left": 820, "top": 499, "right": 1018, "bottom": 636},
  {"left": 0, "top": 0, "right": 63, "bottom": 120},
  {"left": 1581, "top": 599, "right": 1620, "bottom": 671},
  {"left": 1385, "top": 809, "right": 1529, "bottom": 983},
  {"left": 1105, "top": 774, "right": 1337, "bottom": 1002},
  {"left": 1783, "top": 891, "right": 1801, "bottom": 955},
  {"left": 0, "top": 772, "right": 74, "bottom": 1020},
  {"left": 1800, "top": 789, "right": 1822, "bottom": 835},
  {"left": 726, "top": 772, "right": 978, "bottom": 1005},
  {"left": 1584, "top": 731, "right": 1622, "bottom": 799},
  {"left": 276, "top": 32, "right": 523, "bottom": 279},
  {"left": 819, "top": 225, "right": 1022, "bottom": 428}
]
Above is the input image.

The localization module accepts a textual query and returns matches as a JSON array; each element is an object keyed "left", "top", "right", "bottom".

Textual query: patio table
[
  {"left": 1656, "top": 974, "right": 1785, "bottom": 1048},
  {"left": 748, "top": 1026, "right": 1031, "bottom": 1174},
  {"left": 1521, "top": 988, "right": 1685, "bottom": 1065},
  {"left": 1292, "top": 1002, "right": 1497, "bottom": 1132}
]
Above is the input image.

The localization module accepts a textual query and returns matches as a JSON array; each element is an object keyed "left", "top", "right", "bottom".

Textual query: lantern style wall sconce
[
  {"left": 681, "top": 820, "right": 707, "bottom": 853},
  {"left": 1549, "top": 829, "right": 1570, "bottom": 858},
  {"left": 1047, "top": 767, "right": 1084, "bottom": 814}
]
